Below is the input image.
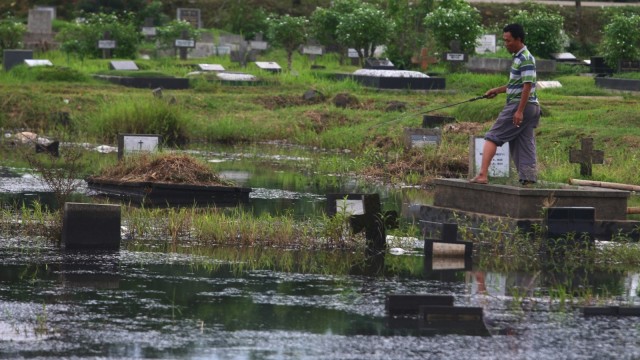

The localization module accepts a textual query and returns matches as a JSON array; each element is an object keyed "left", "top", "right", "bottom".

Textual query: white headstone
[
  {"left": 473, "top": 137, "right": 510, "bottom": 177},
  {"left": 24, "top": 59, "right": 53, "bottom": 67},
  {"left": 475, "top": 34, "right": 496, "bottom": 54},
  {"left": 347, "top": 48, "right": 359, "bottom": 58},
  {"left": 198, "top": 64, "right": 225, "bottom": 72},
  {"left": 118, "top": 134, "right": 161, "bottom": 159},
  {"left": 35, "top": 6, "right": 56, "bottom": 19}
]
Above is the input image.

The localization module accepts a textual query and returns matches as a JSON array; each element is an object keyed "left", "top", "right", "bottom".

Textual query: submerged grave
[
  {"left": 418, "top": 179, "right": 640, "bottom": 241},
  {"left": 86, "top": 153, "right": 251, "bottom": 207}
]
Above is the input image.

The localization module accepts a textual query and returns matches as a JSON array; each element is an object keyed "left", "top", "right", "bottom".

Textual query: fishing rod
[{"left": 371, "top": 94, "right": 490, "bottom": 129}]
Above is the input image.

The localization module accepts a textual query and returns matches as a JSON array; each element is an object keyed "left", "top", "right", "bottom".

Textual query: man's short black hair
[{"left": 503, "top": 23, "right": 525, "bottom": 42}]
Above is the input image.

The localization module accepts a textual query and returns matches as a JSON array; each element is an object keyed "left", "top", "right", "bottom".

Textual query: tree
[
  {"left": 600, "top": 14, "right": 640, "bottom": 70},
  {"left": 56, "top": 12, "right": 141, "bottom": 60},
  {"left": 423, "top": 0, "right": 482, "bottom": 55},
  {"left": 509, "top": 4, "right": 564, "bottom": 59},
  {"left": 267, "top": 14, "right": 308, "bottom": 71},
  {"left": 384, "top": 0, "right": 435, "bottom": 69},
  {"left": 335, "top": 4, "right": 395, "bottom": 65},
  {"left": 309, "top": 0, "right": 360, "bottom": 64},
  {"left": 0, "top": 18, "right": 26, "bottom": 52}
]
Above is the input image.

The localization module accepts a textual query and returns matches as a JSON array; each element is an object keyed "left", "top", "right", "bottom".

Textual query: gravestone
[
  {"left": 403, "top": 128, "right": 441, "bottom": 149},
  {"left": 98, "top": 31, "right": 116, "bottom": 59},
  {"left": 24, "top": 59, "right": 53, "bottom": 67},
  {"left": 569, "top": 138, "right": 604, "bottom": 176},
  {"left": 142, "top": 17, "right": 156, "bottom": 37},
  {"left": 215, "top": 46, "right": 231, "bottom": 56},
  {"left": 302, "top": 45, "right": 323, "bottom": 56},
  {"left": 3, "top": 50, "right": 33, "bottom": 71},
  {"left": 109, "top": 60, "right": 138, "bottom": 71},
  {"left": 197, "top": 64, "right": 225, "bottom": 72},
  {"left": 537, "top": 80, "right": 562, "bottom": 89},
  {"left": 62, "top": 202, "right": 121, "bottom": 250},
  {"left": 175, "top": 38, "right": 196, "bottom": 60},
  {"left": 249, "top": 40, "right": 268, "bottom": 51},
  {"left": 551, "top": 52, "right": 578, "bottom": 63},
  {"left": 444, "top": 40, "right": 466, "bottom": 64},
  {"left": 27, "top": 8, "right": 53, "bottom": 34},
  {"left": 35, "top": 6, "right": 56, "bottom": 20},
  {"left": 255, "top": 61, "right": 282, "bottom": 73},
  {"left": 475, "top": 34, "right": 496, "bottom": 54},
  {"left": 117, "top": 134, "right": 161, "bottom": 159},
  {"left": 177, "top": 8, "right": 201, "bottom": 28},
  {"left": 364, "top": 58, "right": 395, "bottom": 70},
  {"left": 469, "top": 136, "right": 510, "bottom": 178},
  {"left": 347, "top": 48, "right": 360, "bottom": 66},
  {"left": 423, "top": 223, "right": 473, "bottom": 258},
  {"left": 590, "top": 56, "right": 614, "bottom": 75}
]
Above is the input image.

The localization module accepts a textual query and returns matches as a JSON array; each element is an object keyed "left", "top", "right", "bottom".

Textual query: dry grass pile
[{"left": 91, "top": 153, "right": 234, "bottom": 186}]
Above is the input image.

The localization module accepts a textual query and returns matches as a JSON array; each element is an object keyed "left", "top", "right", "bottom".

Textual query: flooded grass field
[{"left": 2, "top": 144, "right": 640, "bottom": 359}]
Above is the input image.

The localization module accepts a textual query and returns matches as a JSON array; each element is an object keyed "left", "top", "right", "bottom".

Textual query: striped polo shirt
[{"left": 506, "top": 46, "right": 538, "bottom": 105}]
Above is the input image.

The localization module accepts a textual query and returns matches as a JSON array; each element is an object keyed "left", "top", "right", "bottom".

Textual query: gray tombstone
[
  {"left": 249, "top": 40, "right": 268, "bottom": 50},
  {"left": 3, "top": 50, "right": 33, "bottom": 71},
  {"left": 475, "top": 34, "right": 496, "bottom": 54},
  {"left": 109, "top": 61, "right": 138, "bottom": 71},
  {"left": 403, "top": 128, "right": 441, "bottom": 149},
  {"left": 177, "top": 8, "right": 201, "bottom": 28},
  {"left": 35, "top": 6, "right": 56, "bottom": 19},
  {"left": 117, "top": 134, "right": 161, "bottom": 159},
  {"left": 62, "top": 202, "right": 121, "bottom": 250},
  {"left": 27, "top": 8, "right": 53, "bottom": 34}
]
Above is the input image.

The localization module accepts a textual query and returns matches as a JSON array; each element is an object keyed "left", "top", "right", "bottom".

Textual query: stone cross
[{"left": 569, "top": 138, "right": 604, "bottom": 176}]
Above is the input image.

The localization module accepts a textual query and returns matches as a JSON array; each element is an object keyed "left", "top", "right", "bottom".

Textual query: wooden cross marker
[{"left": 569, "top": 138, "right": 604, "bottom": 176}]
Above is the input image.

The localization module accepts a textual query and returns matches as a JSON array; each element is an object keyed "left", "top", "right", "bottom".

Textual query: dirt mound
[{"left": 90, "top": 154, "right": 233, "bottom": 186}]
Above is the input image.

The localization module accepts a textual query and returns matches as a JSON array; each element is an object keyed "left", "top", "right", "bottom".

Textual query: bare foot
[{"left": 469, "top": 175, "right": 488, "bottom": 184}]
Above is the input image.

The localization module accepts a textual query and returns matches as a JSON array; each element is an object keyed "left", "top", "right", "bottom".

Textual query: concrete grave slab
[
  {"left": 198, "top": 64, "right": 225, "bottom": 72},
  {"left": 109, "top": 60, "right": 139, "bottom": 71},
  {"left": 24, "top": 59, "right": 53, "bottom": 67},
  {"left": 255, "top": 61, "right": 282, "bottom": 73}
]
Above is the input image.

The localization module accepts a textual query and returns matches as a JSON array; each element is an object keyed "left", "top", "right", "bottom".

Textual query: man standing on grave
[{"left": 470, "top": 23, "right": 541, "bottom": 186}]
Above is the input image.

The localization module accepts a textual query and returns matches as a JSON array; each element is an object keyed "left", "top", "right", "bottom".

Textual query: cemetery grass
[{"left": 1, "top": 52, "right": 640, "bottom": 187}]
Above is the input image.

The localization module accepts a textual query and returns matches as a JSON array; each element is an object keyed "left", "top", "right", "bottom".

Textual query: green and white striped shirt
[{"left": 506, "top": 46, "right": 538, "bottom": 105}]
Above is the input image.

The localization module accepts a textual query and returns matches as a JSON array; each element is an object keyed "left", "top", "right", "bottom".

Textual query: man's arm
[{"left": 484, "top": 85, "right": 507, "bottom": 98}]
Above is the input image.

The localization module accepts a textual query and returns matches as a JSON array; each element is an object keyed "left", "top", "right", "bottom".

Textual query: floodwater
[{"left": 2, "top": 144, "right": 640, "bottom": 359}]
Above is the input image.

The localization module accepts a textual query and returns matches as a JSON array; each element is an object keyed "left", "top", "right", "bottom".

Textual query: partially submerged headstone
[
  {"left": 469, "top": 136, "right": 510, "bottom": 178},
  {"left": 117, "top": 134, "right": 161, "bottom": 159},
  {"left": 62, "top": 202, "right": 121, "bottom": 250},
  {"left": 109, "top": 60, "right": 138, "bottom": 71}
]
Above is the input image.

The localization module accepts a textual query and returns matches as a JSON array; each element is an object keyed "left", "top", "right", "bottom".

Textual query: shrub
[
  {"left": 423, "top": 0, "right": 483, "bottom": 55},
  {"left": 509, "top": 4, "right": 565, "bottom": 58},
  {"left": 600, "top": 14, "right": 640, "bottom": 70},
  {"left": 0, "top": 18, "right": 26, "bottom": 51},
  {"left": 267, "top": 14, "right": 308, "bottom": 71},
  {"left": 336, "top": 4, "right": 395, "bottom": 64},
  {"left": 155, "top": 20, "right": 200, "bottom": 51},
  {"left": 56, "top": 12, "right": 141, "bottom": 60},
  {"left": 88, "top": 98, "right": 189, "bottom": 146}
]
